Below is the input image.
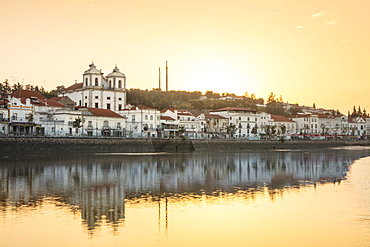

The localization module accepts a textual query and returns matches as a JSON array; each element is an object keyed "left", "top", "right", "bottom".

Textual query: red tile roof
[
  {"left": 78, "top": 107, "right": 123, "bottom": 118},
  {"left": 11, "top": 90, "right": 45, "bottom": 99},
  {"left": 62, "top": 83, "right": 83, "bottom": 92},
  {"left": 160, "top": 108, "right": 176, "bottom": 113},
  {"left": 19, "top": 97, "right": 67, "bottom": 107},
  {"left": 49, "top": 97, "right": 63, "bottom": 101},
  {"left": 178, "top": 110, "right": 193, "bottom": 116},
  {"left": 204, "top": 114, "right": 227, "bottom": 119},
  {"left": 271, "top": 115, "right": 295, "bottom": 122},
  {"left": 161, "top": 116, "right": 176, "bottom": 121},
  {"left": 212, "top": 107, "right": 257, "bottom": 112}
]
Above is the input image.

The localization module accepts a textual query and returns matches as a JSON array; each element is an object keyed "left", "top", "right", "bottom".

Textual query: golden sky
[{"left": 1, "top": 0, "right": 369, "bottom": 112}]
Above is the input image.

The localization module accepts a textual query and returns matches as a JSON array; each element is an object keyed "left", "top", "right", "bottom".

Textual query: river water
[{"left": 1, "top": 147, "right": 370, "bottom": 247}]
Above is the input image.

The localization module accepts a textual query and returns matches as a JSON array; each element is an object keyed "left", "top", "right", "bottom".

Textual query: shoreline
[{"left": 1, "top": 137, "right": 370, "bottom": 155}]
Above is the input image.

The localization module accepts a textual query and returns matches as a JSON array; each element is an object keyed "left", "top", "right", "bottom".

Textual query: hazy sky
[{"left": 1, "top": 0, "right": 369, "bottom": 112}]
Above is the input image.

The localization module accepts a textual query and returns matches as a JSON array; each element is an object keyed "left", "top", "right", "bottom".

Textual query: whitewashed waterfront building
[
  {"left": 210, "top": 107, "right": 259, "bottom": 138},
  {"left": 118, "top": 105, "right": 161, "bottom": 138}
]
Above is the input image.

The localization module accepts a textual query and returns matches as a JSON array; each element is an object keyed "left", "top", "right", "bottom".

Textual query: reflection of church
[{"left": 60, "top": 63, "right": 127, "bottom": 111}]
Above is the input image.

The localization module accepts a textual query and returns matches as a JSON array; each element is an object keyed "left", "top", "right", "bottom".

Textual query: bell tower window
[
  {"left": 85, "top": 78, "right": 88, "bottom": 86},
  {"left": 118, "top": 80, "right": 122, "bottom": 88},
  {"left": 95, "top": 78, "right": 98, "bottom": 86}
]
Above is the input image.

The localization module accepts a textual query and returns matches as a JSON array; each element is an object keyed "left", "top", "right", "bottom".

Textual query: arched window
[
  {"left": 118, "top": 80, "right": 122, "bottom": 88},
  {"left": 109, "top": 80, "right": 112, "bottom": 88},
  {"left": 85, "top": 78, "right": 88, "bottom": 86},
  {"left": 95, "top": 78, "right": 98, "bottom": 86}
]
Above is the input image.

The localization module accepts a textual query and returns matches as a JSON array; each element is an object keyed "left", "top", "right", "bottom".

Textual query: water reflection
[{"left": 0, "top": 149, "right": 368, "bottom": 232}]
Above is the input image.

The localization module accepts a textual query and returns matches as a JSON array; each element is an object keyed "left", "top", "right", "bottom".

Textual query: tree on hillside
[{"left": 265, "top": 92, "right": 286, "bottom": 116}]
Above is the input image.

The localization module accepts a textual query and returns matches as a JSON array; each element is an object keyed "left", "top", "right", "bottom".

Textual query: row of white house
[
  {"left": 0, "top": 89, "right": 368, "bottom": 139},
  {"left": 0, "top": 63, "right": 368, "bottom": 139}
]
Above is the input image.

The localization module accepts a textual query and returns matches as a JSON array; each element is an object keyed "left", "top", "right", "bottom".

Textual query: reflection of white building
[
  {"left": 118, "top": 105, "right": 160, "bottom": 138},
  {"left": 60, "top": 63, "right": 127, "bottom": 111}
]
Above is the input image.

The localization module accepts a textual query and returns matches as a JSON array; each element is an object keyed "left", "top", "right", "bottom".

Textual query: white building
[
  {"left": 270, "top": 115, "right": 297, "bottom": 137},
  {"left": 40, "top": 107, "right": 126, "bottom": 137},
  {"left": 118, "top": 105, "right": 161, "bottom": 138},
  {"left": 160, "top": 109, "right": 200, "bottom": 139},
  {"left": 210, "top": 107, "right": 259, "bottom": 138},
  {"left": 197, "top": 113, "right": 228, "bottom": 139},
  {"left": 60, "top": 63, "right": 127, "bottom": 111}
]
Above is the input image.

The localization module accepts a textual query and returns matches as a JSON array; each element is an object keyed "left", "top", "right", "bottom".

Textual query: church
[{"left": 60, "top": 63, "right": 126, "bottom": 111}]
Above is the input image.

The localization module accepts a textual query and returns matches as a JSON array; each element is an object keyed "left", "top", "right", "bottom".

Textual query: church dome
[
  {"left": 107, "top": 66, "right": 126, "bottom": 77},
  {"left": 84, "top": 63, "right": 103, "bottom": 74}
]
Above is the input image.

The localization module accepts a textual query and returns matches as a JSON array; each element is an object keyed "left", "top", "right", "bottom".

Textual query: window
[
  {"left": 85, "top": 103, "right": 87, "bottom": 107},
  {"left": 132, "top": 115, "right": 135, "bottom": 122},
  {"left": 109, "top": 80, "right": 112, "bottom": 88},
  {"left": 107, "top": 103, "right": 110, "bottom": 110},
  {"left": 117, "top": 122, "right": 121, "bottom": 128},
  {"left": 150, "top": 124, "right": 153, "bottom": 129},
  {"left": 95, "top": 103, "right": 99, "bottom": 108},
  {"left": 145, "top": 115, "right": 148, "bottom": 120},
  {"left": 118, "top": 98, "right": 122, "bottom": 101},
  {"left": 85, "top": 96, "right": 87, "bottom": 99},
  {"left": 118, "top": 80, "right": 122, "bottom": 88},
  {"left": 85, "top": 78, "right": 88, "bottom": 86},
  {"left": 150, "top": 115, "right": 153, "bottom": 120},
  {"left": 239, "top": 117, "right": 241, "bottom": 120},
  {"left": 95, "top": 96, "right": 98, "bottom": 99},
  {"left": 103, "top": 121, "right": 109, "bottom": 127},
  {"left": 107, "top": 97, "right": 111, "bottom": 100},
  {"left": 95, "top": 78, "right": 98, "bottom": 86},
  {"left": 79, "top": 100, "right": 82, "bottom": 106},
  {"left": 118, "top": 104, "right": 122, "bottom": 110}
]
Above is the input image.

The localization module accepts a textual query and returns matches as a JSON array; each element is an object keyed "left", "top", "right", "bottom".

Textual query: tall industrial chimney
[
  {"left": 166, "top": 61, "right": 168, "bottom": 92},
  {"left": 159, "top": 67, "right": 161, "bottom": 90}
]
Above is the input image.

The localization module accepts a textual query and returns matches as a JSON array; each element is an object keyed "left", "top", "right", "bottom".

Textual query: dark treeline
[
  {"left": 126, "top": 88, "right": 264, "bottom": 111},
  {"left": 1, "top": 79, "right": 366, "bottom": 116},
  {"left": 0, "top": 79, "right": 65, "bottom": 99}
]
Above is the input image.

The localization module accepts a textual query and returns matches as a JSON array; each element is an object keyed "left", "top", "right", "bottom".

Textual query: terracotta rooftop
[
  {"left": 160, "top": 108, "right": 176, "bottom": 113},
  {"left": 20, "top": 97, "right": 67, "bottom": 107},
  {"left": 204, "top": 114, "right": 227, "bottom": 119},
  {"left": 49, "top": 97, "right": 63, "bottom": 101},
  {"left": 270, "top": 115, "right": 295, "bottom": 122},
  {"left": 11, "top": 89, "right": 45, "bottom": 99},
  {"left": 62, "top": 83, "right": 83, "bottom": 92},
  {"left": 212, "top": 107, "right": 257, "bottom": 112},
  {"left": 78, "top": 107, "right": 123, "bottom": 118},
  {"left": 160, "top": 116, "right": 176, "bottom": 121}
]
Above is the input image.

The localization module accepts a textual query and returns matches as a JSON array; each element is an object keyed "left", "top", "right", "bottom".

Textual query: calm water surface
[{"left": 1, "top": 148, "right": 370, "bottom": 247}]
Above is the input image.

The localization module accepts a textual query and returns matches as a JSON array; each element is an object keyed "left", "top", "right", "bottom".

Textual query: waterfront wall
[{"left": 0, "top": 137, "right": 369, "bottom": 155}]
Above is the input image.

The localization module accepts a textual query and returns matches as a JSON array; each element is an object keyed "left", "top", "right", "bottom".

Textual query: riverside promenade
[{"left": 0, "top": 137, "right": 369, "bottom": 155}]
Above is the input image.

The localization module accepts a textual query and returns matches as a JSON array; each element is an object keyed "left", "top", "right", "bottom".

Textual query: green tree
[
  {"left": 225, "top": 123, "right": 237, "bottom": 138},
  {"left": 72, "top": 117, "right": 82, "bottom": 134},
  {"left": 178, "top": 125, "right": 186, "bottom": 139},
  {"left": 251, "top": 125, "right": 258, "bottom": 135}
]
